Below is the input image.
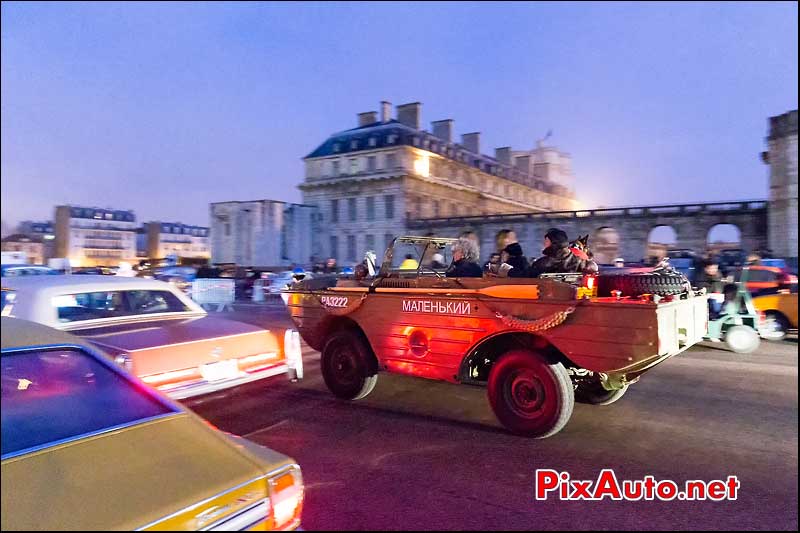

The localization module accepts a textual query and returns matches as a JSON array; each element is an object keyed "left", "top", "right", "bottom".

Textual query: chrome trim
[
  {"left": 58, "top": 311, "right": 207, "bottom": 331},
  {"left": 135, "top": 474, "right": 268, "bottom": 531},
  {"left": 202, "top": 500, "right": 269, "bottom": 531},
  {"left": 165, "top": 364, "right": 289, "bottom": 400},
  {"left": 1, "top": 412, "right": 179, "bottom": 461}
]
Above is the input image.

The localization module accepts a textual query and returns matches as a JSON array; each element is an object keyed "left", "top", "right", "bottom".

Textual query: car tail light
[
  {"left": 269, "top": 466, "right": 304, "bottom": 530},
  {"left": 577, "top": 274, "right": 598, "bottom": 298}
]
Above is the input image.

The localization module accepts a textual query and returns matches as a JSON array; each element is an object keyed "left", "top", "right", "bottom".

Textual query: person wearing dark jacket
[
  {"left": 529, "top": 228, "right": 594, "bottom": 277},
  {"left": 446, "top": 237, "right": 483, "bottom": 278},
  {"left": 496, "top": 229, "right": 528, "bottom": 278}
]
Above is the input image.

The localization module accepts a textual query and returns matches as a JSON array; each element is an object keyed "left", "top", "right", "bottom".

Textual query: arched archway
[
  {"left": 647, "top": 225, "right": 677, "bottom": 262},
  {"left": 706, "top": 224, "right": 742, "bottom": 257},
  {"left": 592, "top": 227, "right": 620, "bottom": 265}
]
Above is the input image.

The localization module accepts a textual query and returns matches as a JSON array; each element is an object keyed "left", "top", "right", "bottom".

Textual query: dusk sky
[{"left": 1, "top": 1, "right": 797, "bottom": 231}]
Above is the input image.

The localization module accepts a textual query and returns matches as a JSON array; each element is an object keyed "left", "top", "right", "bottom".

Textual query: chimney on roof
[
  {"left": 495, "top": 147, "right": 511, "bottom": 165},
  {"left": 431, "top": 120, "right": 453, "bottom": 143},
  {"left": 462, "top": 132, "right": 480, "bottom": 154},
  {"left": 514, "top": 155, "right": 531, "bottom": 173},
  {"left": 380, "top": 101, "right": 392, "bottom": 123},
  {"left": 358, "top": 111, "right": 378, "bottom": 127},
  {"left": 396, "top": 102, "right": 421, "bottom": 129}
]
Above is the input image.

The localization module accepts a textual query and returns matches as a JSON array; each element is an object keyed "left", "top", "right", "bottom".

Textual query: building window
[
  {"left": 384, "top": 195, "right": 395, "bottom": 220},
  {"left": 412, "top": 137, "right": 420, "bottom": 147},
  {"left": 366, "top": 197, "right": 375, "bottom": 221},
  {"left": 225, "top": 223, "right": 230, "bottom": 236},
  {"left": 332, "top": 160, "right": 340, "bottom": 176},
  {"left": 365, "top": 234, "right": 375, "bottom": 252},
  {"left": 385, "top": 153, "right": 397, "bottom": 168},
  {"left": 349, "top": 158, "right": 359, "bottom": 174},
  {"left": 433, "top": 200, "right": 440, "bottom": 217},
  {"left": 368, "top": 137, "right": 377, "bottom": 147},
  {"left": 333, "top": 143, "right": 340, "bottom": 153},
  {"left": 331, "top": 199, "right": 339, "bottom": 223},
  {"left": 347, "top": 235, "right": 356, "bottom": 262},
  {"left": 367, "top": 156, "right": 377, "bottom": 172},
  {"left": 330, "top": 235, "right": 338, "bottom": 259},
  {"left": 350, "top": 140, "right": 358, "bottom": 150},
  {"left": 348, "top": 198, "right": 357, "bottom": 221},
  {"left": 387, "top": 134, "right": 397, "bottom": 144}
]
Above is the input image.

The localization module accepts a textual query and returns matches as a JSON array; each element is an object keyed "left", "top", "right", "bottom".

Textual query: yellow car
[
  {"left": 752, "top": 289, "right": 798, "bottom": 340},
  {"left": 1, "top": 317, "right": 303, "bottom": 531}
]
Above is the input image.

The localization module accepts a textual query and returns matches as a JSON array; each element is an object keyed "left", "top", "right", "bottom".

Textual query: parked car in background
[
  {"left": 752, "top": 288, "right": 798, "bottom": 341},
  {"left": 0, "top": 275, "right": 303, "bottom": 399},
  {"left": 1, "top": 317, "right": 304, "bottom": 531},
  {"left": 1, "top": 264, "right": 60, "bottom": 277},
  {"left": 733, "top": 265, "right": 798, "bottom": 293}
]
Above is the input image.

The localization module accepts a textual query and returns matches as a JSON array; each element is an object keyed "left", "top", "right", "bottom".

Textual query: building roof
[
  {"left": 2, "top": 233, "right": 44, "bottom": 244},
  {"left": 61, "top": 206, "right": 135, "bottom": 222},
  {"left": 304, "top": 120, "right": 565, "bottom": 196}
]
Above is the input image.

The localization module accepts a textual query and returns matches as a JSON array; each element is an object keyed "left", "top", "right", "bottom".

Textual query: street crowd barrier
[{"left": 190, "top": 278, "right": 235, "bottom": 311}]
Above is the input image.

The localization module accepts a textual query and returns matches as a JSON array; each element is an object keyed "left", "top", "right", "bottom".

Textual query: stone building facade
[
  {"left": 762, "top": 110, "right": 797, "bottom": 265},
  {"left": 210, "top": 199, "right": 316, "bottom": 267},
  {"left": 300, "top": 101, "right": 578, "bottom": 264}
]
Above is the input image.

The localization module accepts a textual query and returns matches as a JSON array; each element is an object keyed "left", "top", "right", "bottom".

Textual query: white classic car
[{"left": 1, "top": 275, "right": 302, "bottom": 399}]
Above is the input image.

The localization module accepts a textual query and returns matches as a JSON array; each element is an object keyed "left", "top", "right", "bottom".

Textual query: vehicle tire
[
  {"left": 487, "top": 350, "right": 574, "bottom": 438},
  {"left": 321, "top": 330, "right": 378, "bottom": 400},
  {"left": 724, "top": 325, "right": 761, "bottom": 354},
  {"left": 574, "top": 381, "right": 629, "bottom": 405},
  {"left": 597, "top": 272, "right": 687, "bottom": 297},
  {"left": 763, "top": 312, "right": 790, "bottom": 341}
]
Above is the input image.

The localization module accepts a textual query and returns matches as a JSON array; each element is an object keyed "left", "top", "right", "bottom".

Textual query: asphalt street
[{"left": 187, "top": 303, "right": 798, "bottom": 531}]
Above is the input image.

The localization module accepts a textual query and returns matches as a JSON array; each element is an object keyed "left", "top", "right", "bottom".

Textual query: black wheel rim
[
  {"left": 504, "top": 369, "right": 548, "bottom": 418},
  {"left": 328, "top": 340, "right": 360, "bottom": 386}
]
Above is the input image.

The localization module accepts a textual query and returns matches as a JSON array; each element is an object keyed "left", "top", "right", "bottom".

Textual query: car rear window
[
  {"left": 1, "top": 347, "right": 175, "bottom": 458},
  {"left": 54, "top": 290, "right": 191, "bottom": 322}
]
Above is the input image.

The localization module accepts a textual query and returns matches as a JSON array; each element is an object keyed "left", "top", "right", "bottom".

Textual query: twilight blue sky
[{"left": 1, "top": 1, "right": 797, "bottom": 231}]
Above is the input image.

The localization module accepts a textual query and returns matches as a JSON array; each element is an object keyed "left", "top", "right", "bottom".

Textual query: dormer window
[
  {"left": 333, "top": 143, "right": 341, "bottom": 153},
  {"left": 350, "top": 140, "right": 358, "bottom": 150},
  {"left": 368, "top": 137, "right": 377, "bottom": 147},
  {"left": 387, "top": 134, "right": 397, "bottom": 144}
]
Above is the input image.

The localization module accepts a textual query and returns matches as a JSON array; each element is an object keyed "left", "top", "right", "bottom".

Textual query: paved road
[{"left": 187, "top": 304, "right": 798, "bottom": 530}]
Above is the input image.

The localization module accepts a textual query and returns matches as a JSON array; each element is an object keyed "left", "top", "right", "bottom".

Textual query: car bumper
[{"left": 162, "top": 363, "right": 293, "bottom": 400}]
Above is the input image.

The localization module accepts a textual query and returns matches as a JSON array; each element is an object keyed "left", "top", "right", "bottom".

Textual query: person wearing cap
[
  {"left": 495, "top": 229, "right": 529, "bottom": 278},
  {"left": 529, "top": 228, "right": 595, "bottom": 277}
]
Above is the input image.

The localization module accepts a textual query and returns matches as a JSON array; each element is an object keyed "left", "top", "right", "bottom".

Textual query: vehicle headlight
[
  {"left": 269, "top": 465, "right": 304, "bottom": 530},
  {"left": 114, "top": 353, "right": 133, "bottom": 372}
]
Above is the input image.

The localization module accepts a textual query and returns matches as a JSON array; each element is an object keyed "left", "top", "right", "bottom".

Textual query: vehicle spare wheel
[
  {"left": 487, "top": 350, "right": 574, "bottom": 438},
  {"left": 321, "top": 330, "right": 378, "bottom": 400},
  {"left": 597, "top": 272, "right": 687, "bottom": 297}
]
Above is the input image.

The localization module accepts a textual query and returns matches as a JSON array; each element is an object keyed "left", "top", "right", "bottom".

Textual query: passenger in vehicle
[
  {"left": 398, "top": 254, "right": 419, "bottom": 270},
  {"left": 529, "top": 228, "right": 595, "bottom": 277},
  {"left": 446, "top": 237, "right": 483, "bottom": 278},
  {"left": 496, "top": 229, "right": 528, "bottom": 278}
]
